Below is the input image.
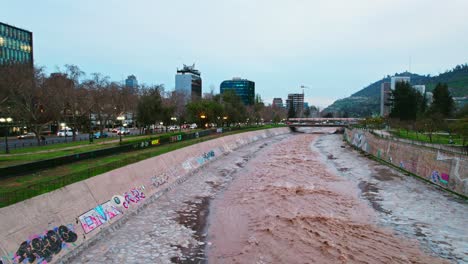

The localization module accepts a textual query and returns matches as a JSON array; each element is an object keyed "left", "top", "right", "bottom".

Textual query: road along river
[{"left": 68, "top": 129, "right": 467, "bottom": 264}]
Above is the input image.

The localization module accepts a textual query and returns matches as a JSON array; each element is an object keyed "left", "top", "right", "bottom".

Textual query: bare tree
[{"left": 0, "top": 64, "right": 61, "bottom": 144}]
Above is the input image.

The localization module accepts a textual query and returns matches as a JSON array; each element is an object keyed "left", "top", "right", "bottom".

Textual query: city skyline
[{"left": 2, "top": 0, "right": 468, "bottom": 108}]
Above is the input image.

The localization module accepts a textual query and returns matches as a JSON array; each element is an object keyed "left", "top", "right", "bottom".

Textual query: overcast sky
[{"left": 2, "top": 0, "right": 468, "bottom": 108}]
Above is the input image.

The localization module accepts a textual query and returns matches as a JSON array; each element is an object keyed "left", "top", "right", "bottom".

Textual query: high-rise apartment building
[
  {"left": 175, "top": 64, "right": 202, "bottom": 103},
  {"left": 272, "top": 98, "right": 283, "bottom": 108},
  {"left": 286, "top": 93, "right": 304, "bottom": 117},
  {"left": 220, "top": 78, "right": 255, "bottom": 105},
  {"left": 0, "top": 22, "right": 33, "bottom": 66},
  {"left": 125, "top": 75, "right": 138, "bottom": 89},
  {"left": 380, "top": 82, "right": 391, "bottom": 117}
]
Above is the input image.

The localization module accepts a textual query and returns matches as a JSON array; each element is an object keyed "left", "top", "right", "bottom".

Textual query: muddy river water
[{"left": 69, "top": 129, "right": 467, "bottom": 264}]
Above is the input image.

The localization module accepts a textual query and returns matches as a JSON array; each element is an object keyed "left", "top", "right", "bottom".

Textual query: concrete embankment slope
[
  {"left": 0, "top": 127, "right": 290, "bottom": 264},
  {"left": 345, "top": 128, "right": 468, "bottom": 197}
]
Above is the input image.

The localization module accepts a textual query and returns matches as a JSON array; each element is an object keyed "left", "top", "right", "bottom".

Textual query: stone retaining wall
[
  {"left": 0, "top": 127, "right": 290, "bottom": 264},
  {"left": 345, "top": 128, "right": 468, "bottom": 197}
]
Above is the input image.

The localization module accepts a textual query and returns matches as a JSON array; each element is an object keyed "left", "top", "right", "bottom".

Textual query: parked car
[
  {"left": 190, "top": 123, "right": 197, "bottom": 129},
  {"left": 168, "top": 125, "right": 180, "bottom": 132},
  {"left": 57, "top": 129, "right": 78, "bottom": 137},
  {"left": 17, "top": 132, "right": 36, "bottom": 139},
  {"left": 117, "top": 128, "right": 130, "bottom": 135},
  {"left": 93, "top": 131, "right": 109, "bottom": 139},
  {"left": 111, "top": 128, "right": 119, "bottom": 133}
]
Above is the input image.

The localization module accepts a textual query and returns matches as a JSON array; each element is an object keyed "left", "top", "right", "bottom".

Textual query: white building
[
  {"left": 390, "top": 76, "right": 411, "bottom": 90},
  {"left": 412, "top": 85, "right": 425, "bottom": 95},
  {"left": 175, "top": 64, "right": 202, "bottom": 103}
]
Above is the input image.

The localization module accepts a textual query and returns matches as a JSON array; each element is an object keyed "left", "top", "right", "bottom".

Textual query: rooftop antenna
[{"left": 300, "top": 85, "right": 309, "bottom": 95}]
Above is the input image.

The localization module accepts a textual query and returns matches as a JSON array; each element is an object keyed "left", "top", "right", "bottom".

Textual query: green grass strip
[{"left": 0, "top": 125, "right": 284, "bottom": 207}]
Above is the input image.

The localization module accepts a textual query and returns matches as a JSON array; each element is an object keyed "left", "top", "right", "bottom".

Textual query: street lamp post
[
  {"left": 223, "top": 116, "right": 228, "bottom": 127},
  {"left": 117, "top": 116, "right": 125, "bottom": 144},
  {"left": 0, "top": 117, "right": 13, "bottom": 154},
  {"left": 89, "top": 112, "right": 94, "bottom": 143},
  {"left": 200, "top": 114, "right": 206, "bottom": 129}
]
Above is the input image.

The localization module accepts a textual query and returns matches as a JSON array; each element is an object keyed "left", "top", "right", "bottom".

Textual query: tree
[
  {"left": 136, "top": 85, "right": 165, "bottom": 132},
  {"left": 0, "top": 64, "right": 61, "bottom": 144},
  {"left": 389, "top": 81, "right": 423, "bottom": 121},
  {"left": 449, "top": 118, "right": 468, "bottom": 147},
  {"left": 429, "top": 83, "right": 455, "bottom": 117}
]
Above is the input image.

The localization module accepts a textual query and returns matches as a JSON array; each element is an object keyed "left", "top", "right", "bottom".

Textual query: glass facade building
[
  {"left": 0, "top": 22, "right": 33, "bottom": 66},
  {"left": 175, "top": 64, "right": 202, "bottom": 103},
  {"left": 220, "top": 78, "right": 255, "bottom": 105},
  {"left": 125, "top": 75, "right": 138, "bottom": 89}
]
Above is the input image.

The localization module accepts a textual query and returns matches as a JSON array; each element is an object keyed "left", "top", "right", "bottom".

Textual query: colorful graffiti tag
[
  {"left": 79, "top": 201, "right": 122, "bottom": 234},
  {"left": 122, "top": 186, "right": 146, "bottom": 209},
  {"left": 12, "top": 224, "right": 77, "bottom": 264},
  {"left": 170, "top": 135, "right": 182, "bottom": 142},
  {"left": 197, "top": 150, "right": 215, "bottom": 165}
]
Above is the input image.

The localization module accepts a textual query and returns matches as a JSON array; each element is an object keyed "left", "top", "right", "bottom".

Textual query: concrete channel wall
[
  {"left": 0, "top": 127, "right": 290, "bottom": 264},
  {"left": 345, "top": 128, "right": 468, "bottom": 197}
]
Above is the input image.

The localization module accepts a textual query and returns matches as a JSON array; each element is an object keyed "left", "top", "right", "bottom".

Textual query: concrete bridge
[{"left": 287, "top": 117, "right": 363, "bottom": 128}]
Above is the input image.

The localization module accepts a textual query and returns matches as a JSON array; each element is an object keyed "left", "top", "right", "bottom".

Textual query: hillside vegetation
[{"left": 324, "top": 64, "right": 468, "bottom": 117}]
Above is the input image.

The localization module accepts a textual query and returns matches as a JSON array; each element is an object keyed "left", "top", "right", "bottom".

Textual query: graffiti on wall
[
  {"left": 11, "top": 224, "right": 77, "bottom": 264},
  {"left": 79, "top": 201, "right": 122, "bottom": 234},
  {"left": 196, "top": 150, "right": 215, "bottom": 165},
  {"left": 122, "top": 186, "right": 146, "bottom": 209},
  {"left": 151, "top": 173, "right": 169, "bottom": 188},
  {"left": 352, "top": 132, "right": 368, "bottom": 152},
  {"left": 170, "top": 135, "right": 182, "bottom": 142},
  {"left": 430, "top": 170, "right": 450, "bottom": 185}
]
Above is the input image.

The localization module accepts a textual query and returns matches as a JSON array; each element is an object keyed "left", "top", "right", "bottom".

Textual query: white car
[
  {"left": 57, "top": 129, "right": 78, "bottom": 137},
  {"left": 190, "top": 123, "right": 197, "bottom": 129},
  {"left": 168, "top": 126, "right": 180, "bottom": 131}
]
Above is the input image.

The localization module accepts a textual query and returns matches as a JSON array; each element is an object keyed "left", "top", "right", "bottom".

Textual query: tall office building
[
  {"left": 125, "top": 75, "right": 138, "bottom": 89},
  {"left": 286, "top": 93, "right": 304, "bottom": 117},
  {"left": 0, "top": 22, "right": 33, "bottom": 66},
  {"left": 272, "top": 98, "right": 283, "bottom": 108},
  {"left": 380, "top": 82, "right": 391, "bottom": 117},
  {"left": 175, "top": 64, "right": 202, "bottom": 103},
  {"left": 390, "top": 76, "right": 410, "bottom": 90},
  {"left": 220, "top": 78, "right": 255, "bottom": 105}
]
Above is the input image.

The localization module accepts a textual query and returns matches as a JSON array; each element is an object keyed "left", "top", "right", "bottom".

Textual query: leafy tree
[
  {"left": 389, "top": 81, "right": 423, "bottom": 121},
  {"left": 429, "top": 83, "right": 455, "bottom": 117},
  {"left": 449, "top": 118, "right": 468, "bottom": 147},
  {"left": 219, "top": 90, "right": 246, "bottom": 124},
  {"left": 136, "top": 86, "right": 164, "bottom": 131},
  {"left": 186, "top": 98, "right": 223, "bottom": 127}
]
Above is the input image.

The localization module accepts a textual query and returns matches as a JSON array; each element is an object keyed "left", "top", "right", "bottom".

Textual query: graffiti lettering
[
  {"left": 79, "top": 201, "right": 122, "bottom": 234},
  {"left": 151, "top": 174, "right": 169, "bottom": 188},
  {"left": 13, "top": 225, "right": 77, "bottom": 264},
  {"left": 123, "top": 186, "right": 145, "bottom": 209}
]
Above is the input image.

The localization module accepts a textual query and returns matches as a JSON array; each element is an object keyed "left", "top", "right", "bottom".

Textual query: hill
[{"left": 323, "top": 64, "right": 468, "bottom": 117}]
